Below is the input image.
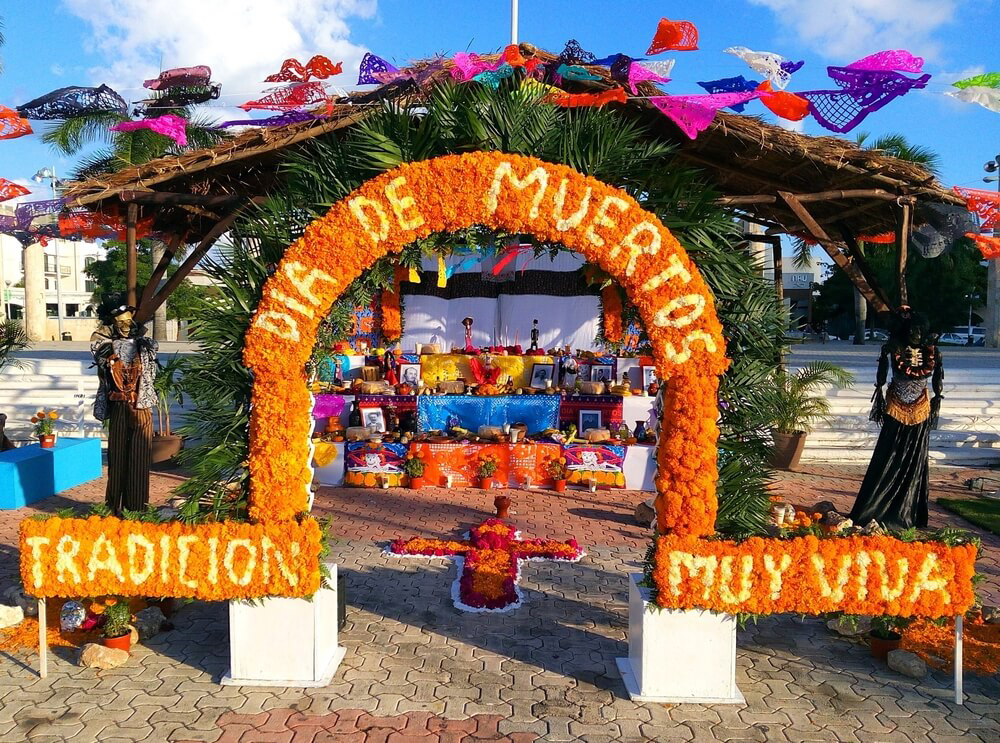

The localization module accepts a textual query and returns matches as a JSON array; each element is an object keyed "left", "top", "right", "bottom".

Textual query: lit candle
[{"left": 446, "top": 475, "right": 454, "bottom": 488}]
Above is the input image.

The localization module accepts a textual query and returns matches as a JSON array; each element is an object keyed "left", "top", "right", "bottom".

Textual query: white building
[{"left": 0, "top": 204, "right": 105, "bottom": 340}]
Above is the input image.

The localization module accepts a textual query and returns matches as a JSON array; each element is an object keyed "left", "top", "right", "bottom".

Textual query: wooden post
[
  {"left": 896, "top": 200, "right": 911, "bottom": 307},
  {"left": 37, "top": 598, "right": 47, "bottom": 678},
  {"left": 954, "top": 614, "right": 963, "bottom": 705},
  {"left": 771, "top": 236, "right": 783, "bottom": 308},
  {"left": 125, "top": 203, "right": 139, "bottom": 308}
]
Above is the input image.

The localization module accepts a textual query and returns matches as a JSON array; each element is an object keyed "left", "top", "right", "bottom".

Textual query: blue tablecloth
[
  {"left": 0, "top": 437, "right": 102, "bottom": 509},
  {"left": 417, "top": 395, "right": 560, "bottom": 434}
]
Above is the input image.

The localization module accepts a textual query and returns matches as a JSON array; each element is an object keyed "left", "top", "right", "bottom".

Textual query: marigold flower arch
[{"left": 244, "top": 152, "right": 729, "bottom": 535}]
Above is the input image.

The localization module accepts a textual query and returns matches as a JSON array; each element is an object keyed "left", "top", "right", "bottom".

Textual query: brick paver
[{"left": 0, "top": 463, "right": 997, "bottom": 742}]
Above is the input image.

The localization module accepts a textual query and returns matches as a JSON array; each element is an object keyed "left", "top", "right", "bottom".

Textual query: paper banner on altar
[
  {"left": 563, "top": 444, "right": 626, "bottom": 487},
  {"left": 345, "top": 442, "right": 407, "bottom": 486},
  {"left": 954, "top": 186, "right": 1000, "bottom": 230},
  {"left": 416, "top": 395, "right": 560, "bottom": 434},
  {"left": 266, "top": 55, "right": 342, "bottom": 83},
  {"left": 724, "top": 47, "right": 800, "bottom": 90},
  {"left": 0, "top": 178, "right": 30, "bottom": 203},
  {"left": 847, "top": 50, "right": 923, "bottom": 73},
  {"left": 311, "top": 393, "right": 348, "bottom": 420},
  {"left": 646, "top": 18, "right": 699, "bottom": 54}
]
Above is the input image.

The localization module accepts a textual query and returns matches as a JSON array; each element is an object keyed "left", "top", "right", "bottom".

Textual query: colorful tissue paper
[
  {"left": 647, "top": 18, "right": 699, "bottom": 54},
  {"left": 109, "top": 114, "right": 188, "bottom": 147},
  {"left": 756, "top": 81, "right": 810, "bottom": 121},
  {"left": 0, "top": 178, "right": 30, "bottom": 203},
  {"left": 847, "top": 50, "right": 924, "bottom": 73},
  {"left": 144, "top": 65, "right": 212, "bottom": 90},
  {"left": 650, "top": 91, "right": 760, "bottom": 139},
  {"left": 266, "top": 55, "right": 342, "bottom": 83},
  {"left": 947, "top": 86, "right": 1000, "bottom": 113},
  {"left": 954, "top": 187, "right": 1000, "bottom": 230},
  {"left": 952, "top": 72, "right": 1000, "bottom": 90},
  {"left": 724, "top": 46, "right": 797, "bottom": 90},
  {"left": 358, "top": 53, "right": 399, "bottom": 85}
]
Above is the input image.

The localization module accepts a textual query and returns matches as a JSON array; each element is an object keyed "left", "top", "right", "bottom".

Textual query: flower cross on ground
[{"left": 388, "top": 518, "right": 584, "bottom": 612}]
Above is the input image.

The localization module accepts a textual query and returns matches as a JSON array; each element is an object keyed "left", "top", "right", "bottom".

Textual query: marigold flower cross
[{"left": 388, "top": 519, "right": 584, "bottom": 612}]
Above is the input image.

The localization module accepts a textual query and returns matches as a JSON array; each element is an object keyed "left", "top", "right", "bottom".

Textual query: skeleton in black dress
[{"left": 850, "top": 310, "right": 943, "bottom": 528}]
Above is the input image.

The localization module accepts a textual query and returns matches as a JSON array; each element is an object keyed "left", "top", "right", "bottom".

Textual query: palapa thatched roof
[{"left": 64, "top": 43, "right": 961, "bottom": 244}]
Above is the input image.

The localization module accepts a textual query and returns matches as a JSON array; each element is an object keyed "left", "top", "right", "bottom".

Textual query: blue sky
[{"left": 1, "top": 0, "right": 998, "bottom": 209}]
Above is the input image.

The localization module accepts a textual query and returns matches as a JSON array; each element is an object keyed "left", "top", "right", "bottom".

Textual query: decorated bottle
[{"left": 348, "top": 400, "right": 362, "bottom": 428}]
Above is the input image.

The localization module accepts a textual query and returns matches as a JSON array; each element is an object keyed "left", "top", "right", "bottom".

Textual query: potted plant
[
  {"left": 769, "top": 362, "right": 854, "bottom": 470},
  {"left": 547, "top": 456, "right": 568, "bottom": 493},
  {"left": 152, "top": 355, "right": 185, "bottom": 464},
  {"left": 404, "top": 451, "right": 426, "bottom": 489},
  {"left": 31, "top": 410, "right": 59, "bottom": 448},
  {"left": 868, "top": 615, "right": 909, "bottom": 662},
  {"left": 478, "top": 454, "right": 498, "bottom": 489},
  {"left": 101, "top": 598, "right": 132, "bottom": 652}
]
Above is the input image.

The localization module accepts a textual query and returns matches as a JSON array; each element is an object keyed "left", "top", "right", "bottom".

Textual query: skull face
[
  {"left": 581, "top": 450, "right": 599, "bottom": 469},
  {"left": 364, "top": 453, "right": 381, "bottom": 469}
]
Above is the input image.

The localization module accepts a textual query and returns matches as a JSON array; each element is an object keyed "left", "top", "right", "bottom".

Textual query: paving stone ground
[{"left": 0, "top": 463, "right": 997, "bottom": 742}]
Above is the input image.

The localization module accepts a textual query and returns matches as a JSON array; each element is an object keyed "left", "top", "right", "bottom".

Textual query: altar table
[{"left": 0, "top": 437, "right": 102, "bottom": 509}]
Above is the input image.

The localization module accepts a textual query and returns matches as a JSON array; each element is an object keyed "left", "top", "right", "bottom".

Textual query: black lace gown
[{"left": 850, "top": 343, "right": 943, "bottom": 529}]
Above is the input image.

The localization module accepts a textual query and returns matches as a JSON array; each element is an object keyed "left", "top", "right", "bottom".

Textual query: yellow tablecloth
[{"left": 418, "top": 354, "right": 556, "bottom": 388}]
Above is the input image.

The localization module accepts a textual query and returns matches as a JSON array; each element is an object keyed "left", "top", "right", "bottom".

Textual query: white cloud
[
  {"left": 61, "top": 0, "right": 377, "bottom": 110},
  {"left": 747, "top": 0, "right": 959, "bottom": 61},
  {"left": 50, "top": 64, "right": 66, "bottom": 77}
]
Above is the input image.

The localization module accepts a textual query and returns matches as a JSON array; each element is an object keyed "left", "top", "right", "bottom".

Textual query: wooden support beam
[
  {"left": 125, "top": 203, "right": 138, "bottom": 308},
  {"left": 896, "top": 200, "right": 912, "bottom": 306},
  {"left": 718, "top": 188, "right": 903, "bottom": 207},
  {"left": 135, "top": 200, "right": 262, "bottom": 325},
  {"left": 836, "top": 223, "right": 893, "bottom": 311},
  {"left": 120, "top": 190, "right": 242, "bottom": 207},
  {"left": 778, "top": 191, "right": 891, "bottom": 314},
  {"left": 138, "top": 231, "right": 186, "bottom": 315}
]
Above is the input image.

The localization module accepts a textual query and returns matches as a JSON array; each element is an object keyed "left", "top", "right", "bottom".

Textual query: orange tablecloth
[{"left": 410, "top": 441, "right": 562, "bottom": 487}]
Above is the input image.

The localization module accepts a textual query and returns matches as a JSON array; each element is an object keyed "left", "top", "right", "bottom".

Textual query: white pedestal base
[
  {"left": 222, "top": 564, "right": 346, "bottom": 687},
  {"left": 617, "top": 573, "right": 744, "bottom": 704}
]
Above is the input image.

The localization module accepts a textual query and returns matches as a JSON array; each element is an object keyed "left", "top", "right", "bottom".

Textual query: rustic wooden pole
[
  {"left": 138, "top": 231, "right": 186, "bottom": 314},
  {"left": 37, "top": 598, "right": 47, "bottom": 678},
  {"left": 125, "top": 203, "right": 139, "bottom": 308},
  {"left": 778, "top": 192, "right": 891, "bottom": 314},
  {"left": 896, "top": 200, "right": 912, "bottom": 307},
  {"left": 134, "top": 200, "right": 260, "bottom": 325},
  {"left": 954, "top": 613, "right": 964, "bottom": 705},
  {"left": 771, "top": 236, "right": 783, "bottom": 307}
]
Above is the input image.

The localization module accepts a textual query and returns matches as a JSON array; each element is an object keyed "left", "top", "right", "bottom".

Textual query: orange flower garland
[
  {"left": 601, "top": 284, "right": 623, "bottom": 343},
  {"left": 20, "top": 516, "right": 323, "bottom": 601},
  {"left": 244, "top": 151, "right": 728, "bottom": 530},
  {"left": 902, "top": 616, "right": 1000, "bottom": 675},
  {"left": 381, "top": 266, "right": 406, "bottom": 340},
  {"left": 651, "top": 534, "right": 977, "bottom": 617}
]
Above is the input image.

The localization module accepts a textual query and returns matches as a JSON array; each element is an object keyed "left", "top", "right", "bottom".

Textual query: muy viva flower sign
[
  {"left": 20, "top": 517, "right": 323, "bottom": 600},
  {"left": 652, "top": 535, "right": 977, "bottom": 617}
]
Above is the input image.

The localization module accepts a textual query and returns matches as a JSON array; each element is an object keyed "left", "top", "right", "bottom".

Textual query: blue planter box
[{"left": 0, "top": 437, "right": 102, "bottom": 509}]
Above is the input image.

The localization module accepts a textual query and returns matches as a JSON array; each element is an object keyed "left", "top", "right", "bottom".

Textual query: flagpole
[{"left": 511, "top": 0, "right": 519, "bottom": 44}]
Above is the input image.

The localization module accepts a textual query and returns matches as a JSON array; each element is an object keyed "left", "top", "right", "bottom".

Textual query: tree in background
[
  {"left": 813, "top": 237, "right": 987, "bottom": 338},
  {"left": 85, "top": 239, "right": 217, "bottom": 324}
]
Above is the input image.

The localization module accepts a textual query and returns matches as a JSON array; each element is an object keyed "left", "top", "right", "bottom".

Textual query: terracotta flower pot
[
  {"left": 102, "top": 633, "right": 132, "bottom": 652},
  {"left": 480, "top": 477, "right": 494, "bottom": 490},
  {"left": 554, "top": 479, "right": 567, "bottom": 493},
  {"left": 410, "top": 476, "right": 425, "bottom": 490},
  {"left": 770, "top": 429, "right": 807, "bottom": 471},
  {"left": 38, "top": 434, "right": 56, "bottom": 449},
  {"left": 868, "top": 630, "right": 901, "bottom": 662},
  {"left": 151, "top": 434, "right": 183, "bottom": 463}
]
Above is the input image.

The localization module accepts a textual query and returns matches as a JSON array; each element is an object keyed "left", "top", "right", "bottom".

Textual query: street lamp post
[
  {"left": 983, "top": 155, "right": 1000, "bottom": 348},
  {"left": 33, "top": 167, "right": 64, "bottom": 341}
]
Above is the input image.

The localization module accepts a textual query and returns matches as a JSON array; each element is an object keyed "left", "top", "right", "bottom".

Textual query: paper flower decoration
[
  {"left": 215, "top": 110, "right": 320, "bottom": 129},
  {"left": 697, "top": 75, "right": 760, "bottom": 112},
  {"left": 556, "top": 63, "right": 602, "bottom": 82},
  {"left": 358, "top": 52, "right": 399, "bottom": 85},
  {"left": 966, "top": 233, "right": 1000, "bottom": 259},
  {"left": 647, "top": 18, "right": 699, "bottom": 54},
  {"left": 0, "top": 106, "right": 32, "bottom": 140},
  {"left": 265, "top": 55, "right": 342, "bottom": 83},
  {"left": 651, "top": 92, "right": 761, "bottom": 139},
  {"left": 756, "top": 81, "right": 810, "bottom": 121},
  {"left": 801, "top": 71, "right": 930, "bottom": 133},
  {"left": 451, "top": 52, "right": 503, "bottom": 82},
  {"left": 143, "top": 65, "right": 212, "bottom": 90},
  {"left": 627, "top": 62, "right": 672, "bottom": 94},
  {"left": 947, "top": 86, "right": 1000, "bottom": 113},
  {"left": 110, "top": 114, "right": 188, "bottom": 147},
  {"left": 847, "top": 50, "right": 924, "bottom": 73},
  {"left": 724, "top": 47, "right": 797, "bottom": 90},
  {"left": 954, "top": 186, "right": 1000, "bottom": 230},
  {"left": 17, "top": 85, "right": 128, "bottom": 119},
  {"left": 473, "top": 65, "right": 515, "bottom": 89},
  {"left": 0, "top": 179, "right": 30, "bottom": 203},
  {"left": 952, "top": 72, "right": 1000, "bottom": 90},
  {"left": 240, "top": 82, "right": 327, "bottom": 111}
]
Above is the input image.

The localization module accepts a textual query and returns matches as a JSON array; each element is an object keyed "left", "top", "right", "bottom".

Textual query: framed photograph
[
  {"left": 578, "top": 409, "right": 602, "bottom": 432},
  {"left": 360, "top": 406, "right": 386, "bottom": 433},
  {"left": 590, "top": 364, "right": 614, "bottom": 384},
  {"left": 577, "top": 364, "right": 592, "bottom": 382},
  {"left": 640, "top": 366, "right": 657, "bottom": 389},
  {"left": 398, "top": 362, "right": 422, "bottom": 386},
  {"left": 529, "top": 362, "right": 555, "bottom": 389}
]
